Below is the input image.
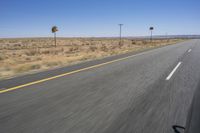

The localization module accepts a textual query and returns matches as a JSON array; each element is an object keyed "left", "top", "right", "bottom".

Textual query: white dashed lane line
[{"left": 166, "top": 62, "right": 182, "bottom": 81}]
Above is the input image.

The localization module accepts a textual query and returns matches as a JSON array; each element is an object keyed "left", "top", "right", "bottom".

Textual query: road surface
[{"left": 0, "top": 40, "right": 200, "bottom": 133}]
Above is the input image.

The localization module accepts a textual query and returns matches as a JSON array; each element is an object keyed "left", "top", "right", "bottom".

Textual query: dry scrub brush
[{"left": 0, "top": 38, "right": 184, "bottom": 79}]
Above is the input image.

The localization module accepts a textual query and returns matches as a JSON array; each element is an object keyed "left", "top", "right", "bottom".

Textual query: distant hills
[
  {"left": 127, "top": 35, "right": 200, "bottom": 39},
  {"left": 0, "top": 35, "right": 200, "bottom": 40}
]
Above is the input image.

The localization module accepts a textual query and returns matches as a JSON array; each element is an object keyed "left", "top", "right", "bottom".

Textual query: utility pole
[
  {"left": 51, "top": 26, "right": 58, "bottom": 47},
  {"left": 119, "top": 24, "right": 123, "bottom": 45},
  {"left": 166, "top": 32, "right": 169, "bottom": 42},
  {"left": 149, "top": 27, "right": 154, "bottom": 42},
  {"left": 54, "top": 32, "right": 56, "bottom": 47}
]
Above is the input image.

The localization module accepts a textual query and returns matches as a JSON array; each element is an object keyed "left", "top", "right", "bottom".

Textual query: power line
[{"left": 119, "top": 24, "right": 123, "bottom": 45}]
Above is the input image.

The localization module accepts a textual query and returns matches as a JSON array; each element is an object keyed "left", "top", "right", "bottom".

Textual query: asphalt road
[{"left": 0, "top": 40, "right": 200, "bottom": 133}]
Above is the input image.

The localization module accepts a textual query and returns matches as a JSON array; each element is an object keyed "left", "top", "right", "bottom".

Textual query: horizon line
[{"left": 1, "top": 34, "right": 200, "bottom": 39}]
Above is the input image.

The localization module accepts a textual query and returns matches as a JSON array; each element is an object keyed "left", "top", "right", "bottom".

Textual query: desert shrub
[
  {"left": 69, "top": 47, "right": 79, "bottom": 53},
  {"left": 36, "top": 57, "right": 42, "bottom": 61},
  {"left": 101, "top": 45, "right": 108, "bottom": 52},
  {"left": 9, "top": 40, "right": 18, "bottom": 43},
  {"left": 110, "top": 45, "right": 118, "bottom": 50},
  {"left": 25, "top": 49, "right": 38, "bottom": 56},
  {"left": 14, "top": 64, "right": 41, "bottom": 73},
  {"left": 119, "top": 42, "right": 124, "bottom": 47},
  {"left": 132, "top": 40, "right": 136, "bottom": 44},
  {"left": 41, "top": 50, "right": 51, "bottom": 54},
  {"left": 0, "top": 40, "right": 4, "bottom": 43},
  {"left": 25, "top": 57, "right": 31, "bottom": 61},
  {"left": 50, "top": 48, "right": 65, "bottom": 55},
  {"left": 44, "top": 61, "right": 62, "bottom": 67},
  {"left": 30, "top": 64, "right": 41, "bottom": 70},
  {"left": 3, "top": 66, "right": 11, "bottom": 71},
  {"left": 89, "top": 46, "right": 97, "bottom": 52},
  {"left": 83, "top": 43, "right": 90, "bottom": 46},
  {"left": 142, "top": 41, "right": 148, "bottom": 45},
  {"left": 0, "top": 56, "right": 4, "bottom": 61}
]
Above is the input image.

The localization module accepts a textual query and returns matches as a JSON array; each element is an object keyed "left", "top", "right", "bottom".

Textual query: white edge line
[
  {"left": 188, "top": 49, "right": 192, "bottom": 53},
  {"left": 166, "top": 62, "right": 182, "bottom": 80}
]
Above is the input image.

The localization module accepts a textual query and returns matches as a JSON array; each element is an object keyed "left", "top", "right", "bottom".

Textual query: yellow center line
[{"left": 0, "top": 52, "right": 145, "bottom": 94}]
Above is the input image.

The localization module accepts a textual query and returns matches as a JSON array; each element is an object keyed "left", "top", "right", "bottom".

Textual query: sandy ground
[{"left": 0, "top": 38, "right": 185, "bottom": 79}]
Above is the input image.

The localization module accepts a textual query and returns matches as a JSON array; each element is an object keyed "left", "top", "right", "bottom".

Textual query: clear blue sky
[{"left": 0, "top": 0, "right": 199, "bottom": 38}]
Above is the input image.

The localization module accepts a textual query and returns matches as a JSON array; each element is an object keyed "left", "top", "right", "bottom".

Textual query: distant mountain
[{"left": 127, "top": 35, "right": 200, "bottom": 39}]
